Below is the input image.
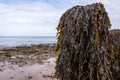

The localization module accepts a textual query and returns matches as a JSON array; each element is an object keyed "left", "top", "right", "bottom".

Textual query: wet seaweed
[
  {"left": 55, "top": 3, "right": 116, "bottom": 80},
  {"left": 110, "top": 29, "right": 120, "bottom": 80}
]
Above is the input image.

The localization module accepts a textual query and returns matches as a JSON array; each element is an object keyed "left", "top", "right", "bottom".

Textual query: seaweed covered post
[{"left": 56, "top": 3, "right": 116, "bottom": 80}]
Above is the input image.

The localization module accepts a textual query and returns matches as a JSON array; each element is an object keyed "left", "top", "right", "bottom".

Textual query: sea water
[{"left": 0, "top": 36, "right": 57, "bottom": 48}]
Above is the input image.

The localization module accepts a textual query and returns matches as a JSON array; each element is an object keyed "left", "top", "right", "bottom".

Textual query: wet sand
[{"left": 0, "top": 58, "right": 57, "bottom": 80}]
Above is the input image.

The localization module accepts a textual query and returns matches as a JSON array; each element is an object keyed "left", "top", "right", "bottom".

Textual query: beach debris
[
  {"left": 28, "top": 76, "right": 33, "bottom": 80},
  {"left": 43, "top": 74, "right": 55, "bottom": 79},
  {"left": 0, "top": 68, "right": 3, "bottom": 72},
  {"left": 56, "top": 3, "right": 117, "bottom": 80},
  {"left": 10, "top": 76, "right": 14, "bottom": 79}
]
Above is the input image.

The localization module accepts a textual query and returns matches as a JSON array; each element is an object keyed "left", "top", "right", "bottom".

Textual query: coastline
[{"left": 0, "top": 43, "right": 56, "bottom": 49}]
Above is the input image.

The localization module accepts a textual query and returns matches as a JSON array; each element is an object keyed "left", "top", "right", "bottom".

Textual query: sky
[{"left": 0, "top": 0, "right": 119, "bottom": 36}]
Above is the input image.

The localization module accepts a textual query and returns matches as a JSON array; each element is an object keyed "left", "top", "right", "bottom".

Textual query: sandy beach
[
  {"left": 0, "top": 58, "right": 56, "bottom": 80},
  {"left": 0, "top": 44, "right": 57, "bottom": 80}
]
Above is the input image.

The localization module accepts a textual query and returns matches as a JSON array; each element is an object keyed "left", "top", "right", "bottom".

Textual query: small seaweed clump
[{"left": 56, "top": 3, "right": 116, "bottom": 80}]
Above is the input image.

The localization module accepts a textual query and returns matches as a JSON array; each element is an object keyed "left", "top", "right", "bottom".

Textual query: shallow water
[{"left": 0, "top": 36, "right": 56, "bottom": 48}]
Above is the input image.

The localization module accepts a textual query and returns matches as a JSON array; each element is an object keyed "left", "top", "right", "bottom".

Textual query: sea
[{"left": 0, "top": 36, "right": 57, "bottom": 48}]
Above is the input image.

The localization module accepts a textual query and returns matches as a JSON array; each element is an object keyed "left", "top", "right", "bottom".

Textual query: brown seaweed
[
  {"left": 110, "top": 29, "right": 120, "bottom": 80},
  {"left": 55, "top": 3, "right": 117, "bottom": 80}
]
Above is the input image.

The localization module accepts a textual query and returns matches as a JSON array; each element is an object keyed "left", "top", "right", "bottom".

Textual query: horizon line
[{"left": 0, "top": 36, "right": 56, "bottom": 38}]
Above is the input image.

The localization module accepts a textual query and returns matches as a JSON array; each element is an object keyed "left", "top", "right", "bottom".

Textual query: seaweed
[
  {"left": 55, "top": 3, "right": 117, "bottom": 80},
  {"left": 110, "top": 29, "right": 120, "bottom": 80}
]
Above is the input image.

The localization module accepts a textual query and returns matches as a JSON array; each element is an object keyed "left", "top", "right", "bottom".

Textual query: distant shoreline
[
  {"left": 0, "top": 37, "right": 57, "bottom": 49},
  {"left": 0, "top": 43, "right": 56, "bottom": 50}
]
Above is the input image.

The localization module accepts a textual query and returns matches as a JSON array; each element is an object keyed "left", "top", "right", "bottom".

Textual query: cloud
[
  {"left": 0, "top": 0, "right": 119, "bottom": 36},
  {"left": 0, "top": 2, "right": 62, "bottom": 24},
  {"left": 0, "top": 2, "right": 63, "bottom": 36}
]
